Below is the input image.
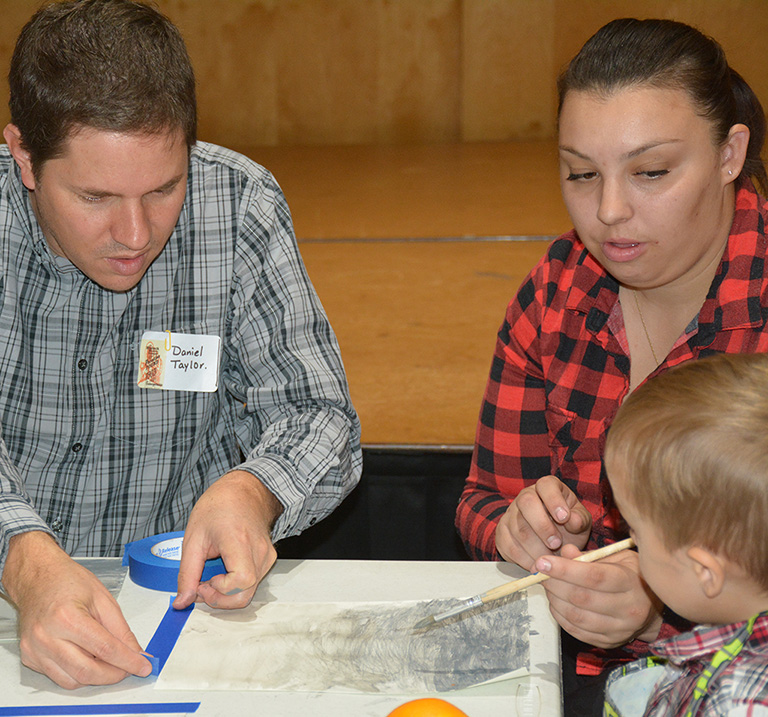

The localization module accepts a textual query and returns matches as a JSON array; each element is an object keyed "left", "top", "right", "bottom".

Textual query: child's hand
[
  {"left": 495, "top": 474, "right": 593, "bottom": 570},
  {"left": 533, "top": 544, "right": 665, "bottom": 649}
]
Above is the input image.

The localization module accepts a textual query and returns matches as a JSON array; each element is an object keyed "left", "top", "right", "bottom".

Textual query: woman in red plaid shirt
[{"left": 455, "top": 18, "right": 768, "bottom": 715}]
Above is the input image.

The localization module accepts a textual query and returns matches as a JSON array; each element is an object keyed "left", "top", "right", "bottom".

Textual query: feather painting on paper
[{"left": 157, "top": 594, "right": 531, "bottom": 694}]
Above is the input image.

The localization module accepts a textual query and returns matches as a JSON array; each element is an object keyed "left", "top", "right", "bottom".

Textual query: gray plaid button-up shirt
[{"left": 0, "top": 141, "right": 362, "bottom": 576}]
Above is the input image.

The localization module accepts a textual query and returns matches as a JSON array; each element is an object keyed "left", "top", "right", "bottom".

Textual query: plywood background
[{"left": 0, "top": 1, "right": 765, "bottom": 147}]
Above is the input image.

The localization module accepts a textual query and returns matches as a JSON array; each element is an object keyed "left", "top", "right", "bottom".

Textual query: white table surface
[{"left": 0, "top": 558, "right": 562, "bottom": 716}]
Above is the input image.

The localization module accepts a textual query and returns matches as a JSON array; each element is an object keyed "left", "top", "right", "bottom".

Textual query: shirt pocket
[
  {"left": 109, "top": 326, "right": 217, "bottom": 449},
  {"left": 546, "top": 403, "right": 608, "bottom": 491}
]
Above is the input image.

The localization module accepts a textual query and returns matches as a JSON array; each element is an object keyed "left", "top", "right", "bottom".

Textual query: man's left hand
[{"left": 173, "top": 470, "right": 283, "bottom": 610}]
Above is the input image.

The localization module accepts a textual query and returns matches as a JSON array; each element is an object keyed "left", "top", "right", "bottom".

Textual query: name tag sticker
[{"left": 137, "top": 331, "right": 221, "bottom": 392}]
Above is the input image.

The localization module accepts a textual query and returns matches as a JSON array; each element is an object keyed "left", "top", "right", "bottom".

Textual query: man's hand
[
  {"left": 495, "top": 474, "right": 593, "bottom": 570},
  {"left": 173, "top": 470, "right": 283, "bottom": 610},
  {"left": 2, "top": 531, "right": 152, "bottom": 689},
  {"left": 534, "top": 543, "right": 665, "bottom": 649}
]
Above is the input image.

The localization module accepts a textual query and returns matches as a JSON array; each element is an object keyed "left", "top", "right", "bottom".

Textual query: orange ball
[{"left": 386, "top": 697, "right": 469, "bottom": 717}]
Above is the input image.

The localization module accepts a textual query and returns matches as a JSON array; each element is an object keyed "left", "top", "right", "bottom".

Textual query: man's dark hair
[{"left": 9, "top": 0, "right": 197, "bottom": 176}]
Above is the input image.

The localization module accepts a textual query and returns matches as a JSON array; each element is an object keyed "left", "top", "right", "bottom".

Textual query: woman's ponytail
[{"left": 730, "top": 68, "right": 767, "bottom": 194}]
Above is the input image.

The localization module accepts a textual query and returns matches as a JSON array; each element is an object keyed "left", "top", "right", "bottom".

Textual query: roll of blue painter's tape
[{"left": 122, "top": 531, "right": 226, "bottom": 592}]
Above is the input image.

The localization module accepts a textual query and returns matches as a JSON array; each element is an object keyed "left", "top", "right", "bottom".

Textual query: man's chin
[
  {"left": 88, "top": 270, "right": 147, "bottom": 293},
  {"left": 88, "top": 254, "right": 159, "bottom": 292}
]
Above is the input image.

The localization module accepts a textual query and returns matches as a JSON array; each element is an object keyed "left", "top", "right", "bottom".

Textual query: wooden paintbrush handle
[{"left": 480, "top": 537, "right": 636, "bottom": 604}]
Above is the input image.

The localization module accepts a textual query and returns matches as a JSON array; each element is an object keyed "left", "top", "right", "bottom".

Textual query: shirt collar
[
  {"left": 6, "top": 160, "right": 72, "bottom": 270},
  {"left": 653, "top": 612, "right": 768, "bottom": 666},
  {"left": 563, "top": 237, "right": 621, "bottom": 334},
  {"left": 697, "top": 178, "right": 768, "bottom": 332}
]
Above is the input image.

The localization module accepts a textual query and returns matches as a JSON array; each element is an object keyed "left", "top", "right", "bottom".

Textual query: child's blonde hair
[{"left": 605, "top": 352, "right": 768, "bottom": 590}]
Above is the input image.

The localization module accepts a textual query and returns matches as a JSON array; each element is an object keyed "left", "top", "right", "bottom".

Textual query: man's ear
[
  {"left": 687, "top": 546, "right": 726, "bottom": 599},
  {"left": 3, "top": 124, "right": 37, "bottom": 191}
]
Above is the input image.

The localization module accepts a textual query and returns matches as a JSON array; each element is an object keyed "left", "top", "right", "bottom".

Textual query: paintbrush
[{"left": 413, "top": 537, "right": 636, "bottom": 630}]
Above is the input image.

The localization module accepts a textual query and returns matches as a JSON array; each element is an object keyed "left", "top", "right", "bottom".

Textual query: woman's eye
[
  {"left": 637, "top": 169, "right": 669, "bottom": 179},
  {"left": 566, "top": 171, "right": 598, "bottom": 181}
]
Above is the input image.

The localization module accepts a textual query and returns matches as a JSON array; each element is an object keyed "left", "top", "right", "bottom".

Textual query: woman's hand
[
  {"left": 495, "top": 474, "right": 593, "bottom": 570},
  {"left": 535, "top": 543, "right": 665, "bottom": 649}
]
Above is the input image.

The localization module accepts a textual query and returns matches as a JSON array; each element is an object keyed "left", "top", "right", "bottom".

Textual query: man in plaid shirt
[
  {"left": 0, "top": 0, "right": 361, "bottom": 689},
  {"left": 603, "top": 354, "right": 768, "bottom": 716}
]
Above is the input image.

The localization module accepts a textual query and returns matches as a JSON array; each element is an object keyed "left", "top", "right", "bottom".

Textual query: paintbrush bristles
[{"left": 412, "top": 616, "right": 435, "bottom": 630}]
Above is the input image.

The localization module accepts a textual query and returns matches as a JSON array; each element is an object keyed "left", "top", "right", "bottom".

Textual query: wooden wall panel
[
  {"left": 168, "top": 0, "right": 280, "bottom": 147},
  {"left": 551, "top": 0, "right": 768, "bottom": 116},
  {"left": 273, "top": 1, "right": 380, "bottom": 145},
  {"left": 270, "top": 0, "right": 461, "bottom": 145},
  {"left": 461, "top": 0, "right": 556, "bottom": 141},
  {"left": 374, "top": 1, "right": 461, "bottom": 144},
  {"left": 0, "top": 1, "right": 765, "bottom": 147}
]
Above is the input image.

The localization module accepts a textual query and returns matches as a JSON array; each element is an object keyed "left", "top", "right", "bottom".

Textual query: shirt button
[
  {"left": 71, "top": 442, "right": 83, "bottom": 453},
  {"left": 77, "top": 359, "right": 88, "bottom": 370},
  {"left": 51, "top": 519, "right": 63, "bottom": 533}
]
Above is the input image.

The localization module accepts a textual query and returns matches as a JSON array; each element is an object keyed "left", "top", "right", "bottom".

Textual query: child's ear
[{"left": 687, "top": 546, "right": 726, "bottom": 599}]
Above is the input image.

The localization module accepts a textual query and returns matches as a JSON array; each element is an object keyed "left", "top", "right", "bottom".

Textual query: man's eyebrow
[
  {"left": 558, "top": 139, "right": 683, "bottom": 162},
  {"left": 153, "top": 174, "right": 186, "bottom": 193},
  {"left": 77, "top": 173, "right": 186, "bottom": 198}
]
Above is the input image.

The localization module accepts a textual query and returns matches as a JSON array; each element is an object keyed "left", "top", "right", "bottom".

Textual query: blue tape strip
[
  {"left": 0, "top": 704, "right": 200, "bottom": 716},
  {"left": 122, "top": 531, "right": 226, "bottom": 592},
  {"left": 145, "top": 597, "right": 195, "bottom": 676}
]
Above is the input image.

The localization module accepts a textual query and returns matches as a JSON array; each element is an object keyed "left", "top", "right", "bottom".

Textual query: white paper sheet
[{"left": 156, "top": 594, "right": 531, "bottom": 694}]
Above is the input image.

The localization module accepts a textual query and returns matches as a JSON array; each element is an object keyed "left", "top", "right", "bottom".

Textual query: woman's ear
[
  {"left": 3, "top": 124, "right": 37, "bottom": 191},
  {"left": 687, "top": 546, "right": 726, "bottom": 599},
  {"left": 721, "top": 123, "right": 750, "bottom": 185}
]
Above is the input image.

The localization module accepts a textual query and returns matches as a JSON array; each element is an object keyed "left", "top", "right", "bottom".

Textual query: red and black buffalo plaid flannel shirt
[{"left": 456, "top": 179, "right": 768, "bottom": 672}]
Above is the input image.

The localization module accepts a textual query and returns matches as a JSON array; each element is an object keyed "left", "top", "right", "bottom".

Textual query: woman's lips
[{"left": 601, "top": 239, "right": 646, "bottom": 263}]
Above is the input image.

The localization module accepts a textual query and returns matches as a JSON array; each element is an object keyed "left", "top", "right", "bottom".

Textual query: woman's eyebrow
[
  {"left": 559, "top": 139, "right": 683, "bottom": 162},
  {"left": 623, "top": 139, "right": 682, "bottom": 159}
]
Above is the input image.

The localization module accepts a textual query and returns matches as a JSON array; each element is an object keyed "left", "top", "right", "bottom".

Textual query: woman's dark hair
[
  {"left": 8, "top": 0, "right": 197, "bottom": 177},
  {"left": 557, "top": 18, "right": 767, "bottom": 193}
]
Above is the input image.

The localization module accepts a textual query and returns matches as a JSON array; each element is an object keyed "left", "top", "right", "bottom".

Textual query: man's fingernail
[
  {"left": 555, "top": 508, "right": 568, "bottom": 522},
  {"left": 537, "top": 558, "right": 552, "bottom": 573},
  {"left": 547, "top": 535, "right": 561, "bottom": 549},
  {"left": 138, "top": 654, "right": 154, "bottom": 677}
]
